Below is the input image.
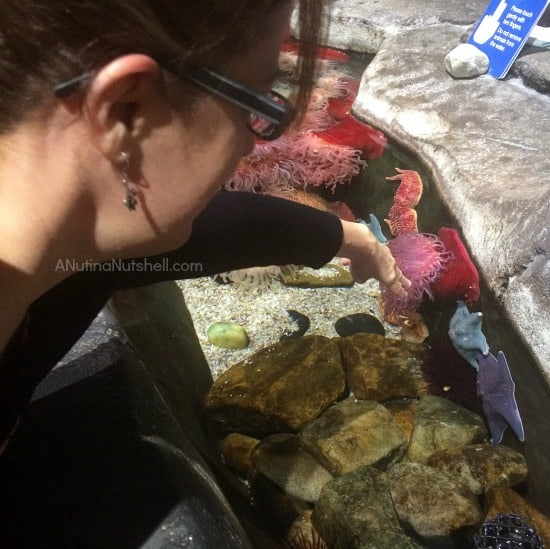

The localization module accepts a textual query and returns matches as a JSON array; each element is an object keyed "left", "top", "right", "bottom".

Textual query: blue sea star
[{"left": 448, "top": 301, "right": 489, "bottom": 369}]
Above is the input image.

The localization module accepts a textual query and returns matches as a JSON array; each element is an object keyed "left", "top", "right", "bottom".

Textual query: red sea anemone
[
  {"left": 228, "top": 138, "right": 293, "bottom": 194},
  {"left": 229, "top": 50, "right": 385, "bottom": 195},
  {"left": 280, "top": 39, "right": 351, "bottom": 63},
  {"left": 326, "top": 79, "right": 360, "bottom": 121},
  {"left": 432, "top": 227, "right": 480, "bottom": 303},
  {"left": 380, "top": 232, "right": 454, "bottom": 319},
  {"left": 313, "top": 114, "right": 387, "bottom": 159}
]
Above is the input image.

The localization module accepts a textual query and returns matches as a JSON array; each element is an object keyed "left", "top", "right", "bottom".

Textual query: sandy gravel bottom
[{"left": 177, "top": 263, "right": 401, "bottom": 380}]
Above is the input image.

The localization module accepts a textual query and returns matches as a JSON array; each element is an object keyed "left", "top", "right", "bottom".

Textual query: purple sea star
[{"left": 476, "top": 350, "right": 525, "bottom": 444}]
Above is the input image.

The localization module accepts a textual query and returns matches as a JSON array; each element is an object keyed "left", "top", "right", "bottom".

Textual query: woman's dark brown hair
[{"left": 0, "top": 0, "right": 329, "bottom": 133}]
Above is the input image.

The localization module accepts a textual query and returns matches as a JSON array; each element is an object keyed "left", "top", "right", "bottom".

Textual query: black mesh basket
[{"left": 473, "top": 513, "right": 544, "bottom": 549}]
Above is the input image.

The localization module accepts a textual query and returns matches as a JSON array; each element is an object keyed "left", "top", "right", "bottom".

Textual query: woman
[{"left": 0, "top": 0, "right": 408, "bottom": 467}]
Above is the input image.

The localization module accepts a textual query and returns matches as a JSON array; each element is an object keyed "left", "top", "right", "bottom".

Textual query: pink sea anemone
[
  {"left": 229, "top": 49, "right": 379, "bottom": 195},
  {"left": 227, "top": 138, "right": 292, "bottom": 193},
  {"left": 229, "top": 132, "right": 367, "bottom": 193},
  {"left": 380, "top": 232, "right": 454, "bottom": 319},
  {"left": 300, "top": 106, "right": 334, "bottom": 132},
  {"left": 315, "top": 73, "right": 359, "bottom": 101},
  {"left": 298, "top": 75, "right": 360, "bottom": 131},
  {"left": 280, "top": 132, "right": 367, "bottom": 190}
]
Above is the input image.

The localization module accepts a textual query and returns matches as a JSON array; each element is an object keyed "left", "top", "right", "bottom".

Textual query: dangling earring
[{"left": 118, "top": 151, "right": 138, "bottom": 211}]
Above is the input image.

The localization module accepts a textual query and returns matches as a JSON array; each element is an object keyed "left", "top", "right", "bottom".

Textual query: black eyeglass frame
[{"left": 54, "top": 61, "right": 294, "bottom": 141}]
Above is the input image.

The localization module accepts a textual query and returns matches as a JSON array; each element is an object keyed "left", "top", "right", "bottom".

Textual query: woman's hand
[{"left": 337, "top": 220, "right": 411, "bottom": 296}]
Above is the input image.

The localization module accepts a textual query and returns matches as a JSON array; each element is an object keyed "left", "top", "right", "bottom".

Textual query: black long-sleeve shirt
[{"left": 0, "top": 191, "right": 343, "bottom": 447}]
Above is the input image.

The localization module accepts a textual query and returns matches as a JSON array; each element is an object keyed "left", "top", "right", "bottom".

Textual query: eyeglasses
[
  {"left": 172, "top": 64, "right": 294, "bottom": 141},
  {"left": 54, "top": 61, "right": 295, "bottom": 141}
]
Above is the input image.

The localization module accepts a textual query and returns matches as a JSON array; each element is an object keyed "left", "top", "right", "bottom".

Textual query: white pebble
[{"left": 444, "top": 43, "right": 489, "bottom": 79}]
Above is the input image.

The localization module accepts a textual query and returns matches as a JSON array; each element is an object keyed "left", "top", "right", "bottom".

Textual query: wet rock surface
[
  {"left": 387, "top": 461, "right": 483, "bottom": 540},
  {"left": 338, "top": 333, "right": 428, "bottom": 401},
  {"left": 251, "top": 433, "right": 333, "bottom": 503},
  {"left": 220, "top": 432, "right": 260, "bottom": 477},
  {"left": 384, "top": 398, "right": 419, "bottom": 443},
  {"left": 281, "top": 263, "right": 354, "bottom": 287},
  {"left": 205, "top": 335, "right": 346, "bottom": 436},
  {"left": 406, "top": 395, "right": 488, "bottom": 463},
  {"left": 207, "top": 334, "right": 540, "bottom": 546},
  {"left": 427, "top": 443, "right": 528, "bottom": 495},
  {"left": 313, "top": 465, "right": 424, "bottom": 549},
  {"left": 299, "top": 398, "right": 407, "bottom": 475}
]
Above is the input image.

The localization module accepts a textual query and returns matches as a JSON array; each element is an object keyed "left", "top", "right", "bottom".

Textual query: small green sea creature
[{"left": 207, "top": 322, "right": 249, "bottom": 349}]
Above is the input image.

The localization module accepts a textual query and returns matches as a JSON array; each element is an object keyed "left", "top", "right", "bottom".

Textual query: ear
[{"left": 84, "top": 54, "right": 161, "bottom": 162}]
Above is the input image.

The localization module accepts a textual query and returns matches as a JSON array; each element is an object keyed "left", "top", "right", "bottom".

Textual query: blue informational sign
[{"left": 468, "top": 0, "right": 550, "bottom": 78}]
